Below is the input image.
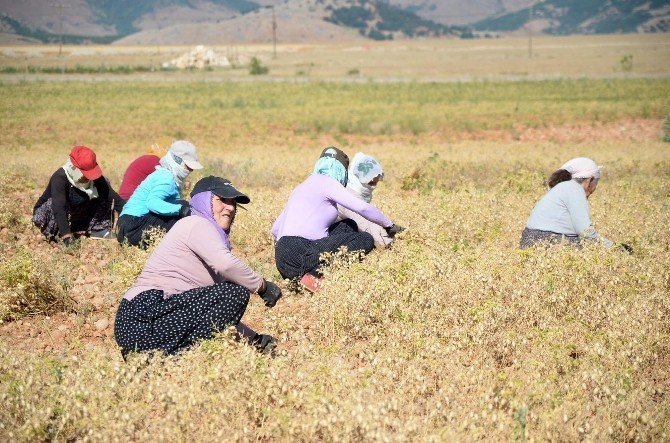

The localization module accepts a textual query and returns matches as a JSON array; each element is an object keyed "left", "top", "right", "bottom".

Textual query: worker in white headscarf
[
  {"left": 520, "top": 157, "right": 623, "bottom": 249},
  {"left": 337, "top": 152, "right": 394, "bottom": 249}
]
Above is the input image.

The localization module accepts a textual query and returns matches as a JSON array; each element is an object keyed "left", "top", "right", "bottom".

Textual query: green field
[{"left": 0, "top": 44, "right": 669, "bottom": 441}]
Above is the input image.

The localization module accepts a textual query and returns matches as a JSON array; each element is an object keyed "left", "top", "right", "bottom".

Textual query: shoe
[
  {"left": 90, "top": 229, "right": 113, "bottom": 239},
  {"left": 299, "top": 274, "right": 323, "bottom": 293}
]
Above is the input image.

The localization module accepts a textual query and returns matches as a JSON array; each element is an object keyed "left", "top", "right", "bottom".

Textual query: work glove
[
  {"left": 258, "top": 279, "right": 282, "bottom": 308},
  {"left": 250, "top": 333, "right": 278, "bottom": 355},
  {"left": 618, "top": 243, "right": 633, "bottom": 254},
  {"left": 179, "top": 201, "right": 191, "bottom": 218},
  {"left": 384, "top": 224, "right": 405, "bottom": 238}
]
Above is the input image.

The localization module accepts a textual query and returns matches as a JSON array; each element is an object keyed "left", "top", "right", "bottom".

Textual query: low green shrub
[{"left": 0, "top": 248, "right": 75, "bottom": 322}]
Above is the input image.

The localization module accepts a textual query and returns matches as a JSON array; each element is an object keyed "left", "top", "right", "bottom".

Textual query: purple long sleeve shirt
[{"left": 272, "top": 174, "right": 392, "bottom": 241}]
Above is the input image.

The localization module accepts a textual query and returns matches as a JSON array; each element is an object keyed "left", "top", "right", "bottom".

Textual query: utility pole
[
  {"left": 528, "top": 5, "right": 533, "bottom": 58},
  {"left": 271, "top": 6, "right": 277, "bottom": 59},
  {"left": 50, "top": 2, "right": 70, "bottom": 56}
]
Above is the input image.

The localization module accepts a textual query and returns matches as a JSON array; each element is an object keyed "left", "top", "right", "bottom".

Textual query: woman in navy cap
[
  {"left": 33, "top": 145, "right": 124, "bottom": 245},
  {"left": 114, "top": 176, "right": 282, "bottom": 357}
]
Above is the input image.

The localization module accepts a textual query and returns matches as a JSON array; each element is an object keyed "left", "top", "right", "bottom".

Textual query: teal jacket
[{"left": 120, "top": 168, "right": 181, "bottom": 217}]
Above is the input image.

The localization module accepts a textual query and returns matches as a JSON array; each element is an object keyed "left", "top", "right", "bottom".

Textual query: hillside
[
  {"left": 474, "top": 0, "right": 670, "bottom": 34},
  {"left": 0, "top": 0, "right": 461, "bottom": 44},
  {"left": 323, "top": 0, "right": 461, "bottom": 40},
  {"left": 386, "top": 0, "right": 536, "bottom": 26},
  {"left": 116, "top": 0, "right": 461, "bottom": 45},
  {"left": 0, "top": 0, "right": 258, "bottom": 42},
  {"left": 1, "top": 0, "right": 668, "bottom": 45},
  {"left": 114, "top": 4, "right": 364, "bottom": 45}
]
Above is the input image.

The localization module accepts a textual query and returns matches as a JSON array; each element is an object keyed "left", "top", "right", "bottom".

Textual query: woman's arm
[
  {"left": 338, "top": 205, "right": 393, "bottom": 248},
  {"left": 325, "top": 182, "right": 393, "bottom": 228},
  {"left": 50, "top": 170, "right": 73, "bottom": 237},
  {"left": 566, "top": 187, "right": 613, "bottom": 247},
  {"left": 95, "top": 177, "right": 126, "bottom": 212},
  {"left": 146, "top": 180, "right": 182, "bottom": 216},
  {"left": 189, "top": 221, "right": 264, "bottom": 292}
]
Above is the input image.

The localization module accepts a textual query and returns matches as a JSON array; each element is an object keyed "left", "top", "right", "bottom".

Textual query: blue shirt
[{"left": 120, "top": 168, "right": 181, "bottom": 217}]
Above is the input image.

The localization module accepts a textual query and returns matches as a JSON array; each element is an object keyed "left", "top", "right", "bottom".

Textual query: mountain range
[{"left": 0, "top": 0, "right": 668, "bottom": 45}]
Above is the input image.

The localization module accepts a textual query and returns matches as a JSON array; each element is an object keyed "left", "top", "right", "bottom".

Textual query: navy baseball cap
[{"left": 190, "top": 176, "right": 250, "bottom": 204}]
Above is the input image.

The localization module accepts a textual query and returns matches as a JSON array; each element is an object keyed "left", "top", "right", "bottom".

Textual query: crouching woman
[
  {"left": 114, "top": 176, "right": 282, "bottom": 357},
  {"left": 520, "top": 157, "right": 615, "bottom": 249},
  {"left": 33, "top": 145, "right": 124, "bottom": 244},
  {"left": 272, "top": 147, "right": 403, "bottom": 291},
  {"left": 338, "top": 152, "right": 394, "bottom": 249}
]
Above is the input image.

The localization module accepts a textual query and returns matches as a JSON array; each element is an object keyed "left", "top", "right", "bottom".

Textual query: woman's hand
[
  {"left": 618, "top": 243, "right": 633, "bottom": 254},
  {"left": 258, "top": 280, "right": 282, "bottom": 307},
  {"left": 179, "top": 201, "right": 191, "bottom": 218},
  {"left": 385, "top": 224, "right": 405, "bottom": 237}
]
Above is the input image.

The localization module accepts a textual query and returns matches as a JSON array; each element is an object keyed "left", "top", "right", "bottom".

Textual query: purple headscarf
[{"left": 189, "top": 190, "right": 232, "bottom": 250}]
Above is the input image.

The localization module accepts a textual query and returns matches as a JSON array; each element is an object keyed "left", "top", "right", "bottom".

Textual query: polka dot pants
[{"left": 114, "top": 282, "right": 250, "bottom": 356}]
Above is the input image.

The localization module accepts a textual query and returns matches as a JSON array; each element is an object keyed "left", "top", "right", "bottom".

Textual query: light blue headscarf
[{"left": 312, "top": 156, "right": 347, "bottom": 185}]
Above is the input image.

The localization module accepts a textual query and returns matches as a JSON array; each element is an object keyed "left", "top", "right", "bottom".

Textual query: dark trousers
[
  {"left": 117, "top": 213, "right": 180, "bottom": 248},
  {"left": 114, "top": 282, "right": 250, "bottom": 356},
  {"left": 519, "top": 227, "right": 581, "bottom": 249},
  {"left": 274, "top": 219, "right": 375, "bottom": 279},
  {"left": 32, "top": 197, "right": 111, "bottom": 241}
]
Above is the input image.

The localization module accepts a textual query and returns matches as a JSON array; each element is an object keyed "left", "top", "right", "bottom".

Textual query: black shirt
[{"left": 34, "top": 168, "right": 124, "bottom": 236}]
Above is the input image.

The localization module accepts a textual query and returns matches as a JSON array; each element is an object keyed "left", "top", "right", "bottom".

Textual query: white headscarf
[
  {"left": 159, "top": 152, "right": 191, "bottom": 189},
  {"left": 347, "top": 152, "right": 384, "bottom": 203},
  {"left": 62, "top": 158, "right": 98, "bottom": 199},
  {"left": 561, "top": 157, "right": 602, "bottom": 180}
]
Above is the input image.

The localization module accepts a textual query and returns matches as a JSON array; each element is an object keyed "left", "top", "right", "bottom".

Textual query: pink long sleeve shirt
[
  {"left": 124, "top": 216, "right": 263, "bottom": 301},
  {"left": 271, "top": 174, "right": 392, "bottom": 241}
]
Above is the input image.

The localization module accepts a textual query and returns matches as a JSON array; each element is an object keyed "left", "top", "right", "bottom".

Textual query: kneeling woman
[
  {"left": 33, "top": 145, "right": 124, "bottom": 245},
  {"left": 115, "top": 176, "right": 282, "bottom": 357},
  {"left": 520, "top": 157, "right": 614, "bottom": 249},
  {"left": 272, "top": 147, "right": 403, "bottom": 291}
]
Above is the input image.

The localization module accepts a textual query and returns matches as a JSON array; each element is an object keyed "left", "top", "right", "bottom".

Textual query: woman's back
[
  {"left": 121, "top": 168, "right": 180, "bottom": 217},
  {"left": 526, "top": 179, "right": 590, "bottom": 235},
  {"left": 272, "top": 174, "right": 391, "bottom": 241}
]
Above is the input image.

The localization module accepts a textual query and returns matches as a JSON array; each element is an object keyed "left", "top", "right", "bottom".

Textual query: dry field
[
  {"left": 0, "top": 37, "right": 669, "bottom": 441},
  {"left": 0, "top": 33, "right": 669, "bottom": 81}
]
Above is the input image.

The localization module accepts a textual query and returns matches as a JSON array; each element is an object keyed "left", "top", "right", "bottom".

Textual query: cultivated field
[
  {"left": 0, "top": 35, "right": 669, "bottom": 441},
  {"left": 0, "top": 33, "right": 669, "bottom": 81}
]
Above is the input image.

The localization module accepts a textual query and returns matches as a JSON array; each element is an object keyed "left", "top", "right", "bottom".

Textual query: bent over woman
[
  {"left": 272, "top": 147, "right": 403, "bottom": 291},
  {"left": 117, "top": 140, "right": 203, "bottom": 248},
  {"left": 33, "top": 145, "right": 124, "bottom": 245},
  {"left": 114, "top": 176, "right": 282, "bottom": 357},
  {"left": 337, "top": 152, "right": 394, "bottom": 249},
  {"left": 520, "top": 157, "right": 614, "bottom": 249}
]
